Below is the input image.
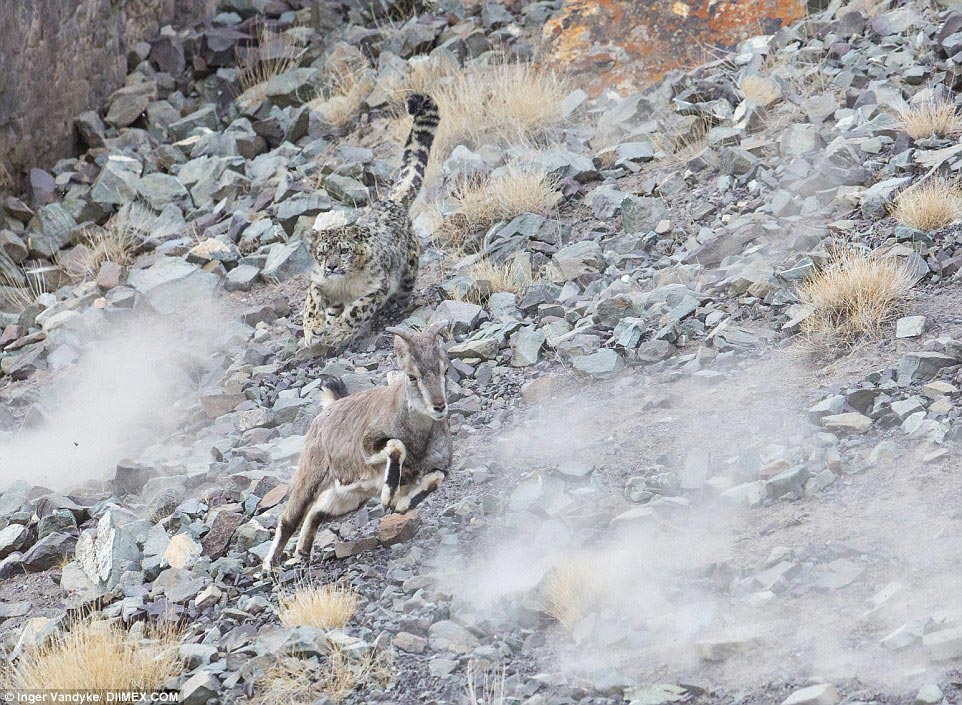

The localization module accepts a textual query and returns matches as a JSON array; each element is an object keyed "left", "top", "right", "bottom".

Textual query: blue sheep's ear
[{"left": 426, "top": 320, "right": 450, "bottom": 340}]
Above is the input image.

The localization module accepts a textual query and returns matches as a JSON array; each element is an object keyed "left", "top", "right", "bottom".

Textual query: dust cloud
[
  {"left": 0, "top": 301, "right": 234, "bottom": 491},
  {"left": 435, "top": 358, "right": 962, "bottom": 691}
]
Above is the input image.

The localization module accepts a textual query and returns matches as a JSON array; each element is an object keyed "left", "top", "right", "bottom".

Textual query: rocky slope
[{"left": 1, "top": 0, "right": 962, "bottom": 703}]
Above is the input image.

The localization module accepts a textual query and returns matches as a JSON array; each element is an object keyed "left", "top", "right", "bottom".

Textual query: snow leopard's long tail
[{"left": 388, "top": 93, "right": 439, "bottom": 208}]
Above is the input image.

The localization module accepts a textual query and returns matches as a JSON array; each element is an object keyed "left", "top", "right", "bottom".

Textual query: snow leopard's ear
[{"left": 310, "top": 211, "right": 351, "bottom": 245}]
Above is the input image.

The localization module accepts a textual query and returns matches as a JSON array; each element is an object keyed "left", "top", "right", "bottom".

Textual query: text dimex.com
[{"left": 1, "top": 692, "right": 180, "bottom": 704}]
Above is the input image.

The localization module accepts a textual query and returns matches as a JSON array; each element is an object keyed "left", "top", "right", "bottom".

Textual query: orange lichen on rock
[{"left": 543, "top": 0, "right": 808, "bottom": 95}]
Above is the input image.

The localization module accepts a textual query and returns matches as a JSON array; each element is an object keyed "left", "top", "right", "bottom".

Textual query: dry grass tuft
[
  {"left": 2, "top": 621, "right": 181, "bottom": 691},
  {"left": 393, "top": 58, "right": 569, "bottom": 163},
  {"left": 898, "top": 99, "right": 962, "bottom": 140},
  {"left": 437, "top": 166, "right": 561, "bottom": 251},
  {"left": 465, "top": 660, "right": 506, "bottom": 705},
  {"left": 737, "top": 75, "right": 782, "bottom": 107},
  {"left": 59, "top": 217, "right": 143, "bottom": 281},
  {"left": 259, "top": 647, "right": 392, "bottom": 704},
  {"left": 799, "top": 248, "right": 914, "bottom": 348},
  {"left": 0, "top": 160, "right": 14, "bottom": 193},
  {"left": 890, "top": 178, "right": 962, "bottom": 231},
  {"left": 322, "top": 646, "right": 393, "bottom": 703},
  {"left": 460, "top": 256, "right": 537, "bottom": 304},
  {"left": 256, "top": 657, "right": 321, "bottom": 704},
  {"left": 278, "top": 582, "right": 359, "bottom": 630},
  {"left": 541, "top": 557, "right": 603, "bottom": 633},
  {"left": 0, "top": 260, "right": 51, "bottom": 312},
  {"left": 236, "top": 23, "right": 304, "bottom": 106},
  {"left": 651, "top": 116, "right": 714, "bottom": 169},
  {"left": 309, "top": 60, "right": 375, "bottom": 129}
]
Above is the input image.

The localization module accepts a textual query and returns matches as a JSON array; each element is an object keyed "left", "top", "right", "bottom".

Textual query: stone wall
[{"left": 0, "top": 0, "right": 213, "bottom": 190}]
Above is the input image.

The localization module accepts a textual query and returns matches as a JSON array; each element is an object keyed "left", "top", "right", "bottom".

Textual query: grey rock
[
  {"left": 443, "top": 145, "right": 486, "bottom": 180},
  {"left": 225, "top": 264, "right": 261, "bottom": 292},
  {"left": 821, "top": 412, "right": 873, "bottom": 433},
  {"left": 572, "top": 349, "right": 624, "bottom": 380},
  {"left": 861, "top": 177, "right": 910, "bottom": 219},
  {"left": 551, "top": 239, "right": 604, "bottom": 279},
  {"left": 0, "top": 230, "right": 29, "bottom": 262},
  {"left": 621, "top": 196, "right": 669, "bottom": 234},
  {"left": 530, "top": 149, "right": 597, "bottom": 182},
  {"left": 75, "top": 511, "right": 141, "bottom": 588},
  {"left": 432, "top": 300, "right": 483, "bottom": 334},
  {"left": 38, "top": 510, "right": 77, "bottom": 539},
  {"left": 169, "top": 106, "right": 219, "bottom": 140},
  {"left": 891, "top": 395, "right": 926, "bottom": 420},
  {"left": 393, "top": 631, "right": 427, "bottom": 654},
  {"left": 186, "top": 238, "right": 239, "bottom": 266},
  {"left": 587, "top": 185, "right": 626, "bottom": 219},
  {"left": 235, "top": 407, "right": 277, "bottom": 432},
  {"left": 447, "top": 337, "right": 499, "bottom": 361},
  {"left": 75, "top": 111, "right": 107, "bottom": 149},
  {"left": 179, "top": 672, "right": 219, "bottom": 705},
  {"left": 615, "top": 141, "right": 655, "bottom": 165},
  {"left": 779, "top": 123, "right": 824, "bottom": 158},
  {"left": 721, "top": 481, "right": 765, "bottom": 507},
  {"left": 0, "top": 524, "right": 30, "bottom": 559},
  {"left": 428, "top": 620, "right": 479, "bottom": 654},
  {"left": 428, "top": 657, "right": 458, "bottom": 677},
  {"left": 0, "top": 601, "right": 32, "bottom": 622},
  {"left": 90, "top": 156, "right": 143, "bottom": 207},
  {"left": 765, "top": 466, "right": 809, "bottom": 499},
  {"left": 179, "top": 644, "right": 218, "bottom": 670},
  {"left": 325, "top": 174, "right": 368, "bottom": 205},
  {"left": 136, "top": 173, "right": 189, "bottom": 210},
  {"left": 105, "top": 81, "right": 156, "bottom": 128},
  {"left": 511, "top": 328, "right": 544, "bottom": 367},
  {"left": 916, "top": 684, "right": 943, "bottom": 704},
  {"left": 128, "top": 258, "right": 219, "bottom": 315},
  {"left": 895, "top": 315, "right": 926, "bottom": 338},
  {"left": 21, "top": 532, "right": 76, "bottom": 571},
  {"left": 897, "top": 351, "right": 958, "bottom": 383},
  {"left": 781, "top": 684, "right": 839, "bottom": 705},
  {"left": 922, "top": 626, "right": 962, "bottom": 661},
  {"left": 261, "top": 240, "right": 312, "bottom": 281}
]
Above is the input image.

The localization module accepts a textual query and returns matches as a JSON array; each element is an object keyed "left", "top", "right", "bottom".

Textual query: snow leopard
[{"left": 302, "top": 93, "right": 439, "bottom": 353}]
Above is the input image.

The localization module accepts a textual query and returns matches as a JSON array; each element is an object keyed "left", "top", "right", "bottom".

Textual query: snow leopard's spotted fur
[{"left": 302, "top": 94, "right": 439, "bottom": 352}]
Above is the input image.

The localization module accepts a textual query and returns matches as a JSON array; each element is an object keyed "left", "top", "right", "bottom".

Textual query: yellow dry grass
[
  {"left": 309, "top": 60, "right": 376, "bottom": 129},
  {"left": 651, "top": 116, "right": 714, "bottom": 169},
  {"left": 460, "top": 256, "right": 537, "bottom": 304},
  {"left": 278, "top": 582, "right": 359, "bottom": 630},
  {"left": 1, "top": 621, "right": 181, "bottom": 691},
  {"left": 0, "top": 160, "right": 14, "bottom": 193},
  {"left": 898, "top": 99, "right": 962, "bottom": 140},
  {"left": 258, "top": 648, "right": 391, "bottom": 704},
  {"left": 890, "top": 178, "right": 962, "bottom": 231},
  {"left": 236, "top": 23, "right": 303, "bottom": 106},
  {"left": 465, "top": 660, "right": 506, "bottom": 705},
  {"left": 392, "top": 57, "right": 569, "bottom": 164},
  {"left": 59, "top": 216, "right": 142, "bottom": 281},
  {"left": 256, "top": 658, "right": 321, "bottom": 705},
  {"left": 799, "top": 248, "right": 914, "bottom": 349},
  {"left": 0, "top": 260, "right": 50, "bottom": 312},
  {"left": 437, "top": 166, "right": 561, "bottom": 251},
  {"left": 540, "top": 557, "right": 603, "bottom": 633}
]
